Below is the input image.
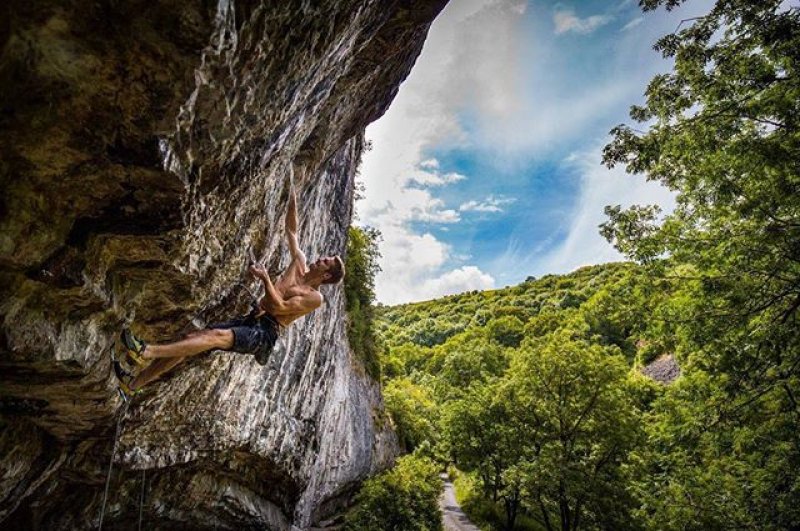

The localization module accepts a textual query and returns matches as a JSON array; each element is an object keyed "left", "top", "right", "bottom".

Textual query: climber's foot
[
  {"left": 120, "top": 328, "right": 150, "bottom": 369},
  {"left": 117, "top": 384, "right": 139, "bottom": 404},
  {"left": 112, "top": 357, "right": 140, "bottom": 403}
]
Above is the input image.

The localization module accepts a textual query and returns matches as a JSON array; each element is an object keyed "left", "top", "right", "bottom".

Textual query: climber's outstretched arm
[{"left": 286, "top": 173, "right": 307, "bottom": 270}]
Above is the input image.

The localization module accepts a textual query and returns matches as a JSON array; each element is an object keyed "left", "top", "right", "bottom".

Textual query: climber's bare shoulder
[{"left": 275, "top": 254, "right": 306, "bottom": 289}]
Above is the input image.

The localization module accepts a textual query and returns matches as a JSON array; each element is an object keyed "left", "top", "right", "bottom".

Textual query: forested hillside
[{"left": 379, "top": 262, "right": 658, "bottom": 363}]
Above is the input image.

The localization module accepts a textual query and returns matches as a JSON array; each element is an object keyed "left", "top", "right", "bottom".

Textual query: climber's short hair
[{"left": 324, "top": 255, "right": 345, "bottom": 284}]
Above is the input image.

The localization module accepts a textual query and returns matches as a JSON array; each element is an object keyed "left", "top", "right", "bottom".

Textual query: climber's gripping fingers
[{"left": 249, "top": 263, "right": 268, "bottom": 280}]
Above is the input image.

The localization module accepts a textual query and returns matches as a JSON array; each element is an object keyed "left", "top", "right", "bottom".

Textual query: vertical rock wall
[{"left": 0, "top": 0, "right": 447, "bottom": 528}]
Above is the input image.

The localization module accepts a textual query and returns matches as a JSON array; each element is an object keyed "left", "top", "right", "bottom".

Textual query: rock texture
[
  {"left": 0, "top": 0, "right": 447, "bottom": 528},
  {"left": 641, "top": 354, "right": 680, "bottom": 384}
]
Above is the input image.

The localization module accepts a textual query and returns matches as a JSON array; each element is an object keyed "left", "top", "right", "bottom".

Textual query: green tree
[
  {"left": 435, "top": 327, "right": 507, "bottom": 393},
  {"left": 383, "top": 377, "right": 438, "bottom": 452},
  {"left": 382, "top": 342, "right": 433, "bottom": 379},
  {"left": 344, "top": 226, "right": 382, "bottom": 379},
  {"left": 442, "top": 381, "right": 527, "bottom": 529},
  {"left": 442, "top": 327, "right": 642, "bottom": 531},
  {"left": 487, "top": 315, "right": 525, "bottom": 348},
  {"left": 602, "top": 1, "right": 800, "bottom": 528},
  {"left": 344, "top": 454, "right": 443, "bottom": 531},
  {"left": 506, "top": 328, "right": 642, "bottom": 531}
]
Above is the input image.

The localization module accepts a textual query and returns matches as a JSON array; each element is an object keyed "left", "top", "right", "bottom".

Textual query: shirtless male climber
[{"left": 114, "top": 177, "right": 345, "bottom": 400}]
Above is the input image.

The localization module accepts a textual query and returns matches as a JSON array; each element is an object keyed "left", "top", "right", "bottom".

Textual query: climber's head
[{"left": 310, "top": 255, "right": 345, "bottom": 284}]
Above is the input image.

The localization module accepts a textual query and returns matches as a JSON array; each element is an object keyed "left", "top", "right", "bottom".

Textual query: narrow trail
[{"left": 440, "top": 474, "right": 481, "bottom": 531}]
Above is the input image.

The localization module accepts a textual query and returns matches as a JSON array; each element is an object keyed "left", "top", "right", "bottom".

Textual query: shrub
[
  {"left": 344, "top": 226, "right": 382, "bottom": 379},
  {"left": 344, "top": 455, "right": 443, "bottom": 531},
  {"left": 383, "top": 378, "right": 437, "bottom": 451}
]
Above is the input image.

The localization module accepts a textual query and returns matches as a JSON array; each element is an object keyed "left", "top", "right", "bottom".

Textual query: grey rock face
[
  {"left": 641, "top": 354, "right": 680, "bottom": 384},
  {"left": 0, "top": 0, "right": 447, "bottom": 528}
]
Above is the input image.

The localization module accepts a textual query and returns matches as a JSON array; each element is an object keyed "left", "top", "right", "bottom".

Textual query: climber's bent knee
[{"left": 204, "top": 328, "right": 235, "bottom": 349}]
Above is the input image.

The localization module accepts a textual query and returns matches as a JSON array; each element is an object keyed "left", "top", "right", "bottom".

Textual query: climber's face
[
  {"left": 310, "top": 256, "right": 335, "bottom": 272},
  {"left": 309, "top": 255, "right": 344, "bottom": 284}
]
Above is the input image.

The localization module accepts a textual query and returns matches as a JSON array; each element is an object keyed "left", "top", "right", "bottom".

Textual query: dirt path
[{"left": 440, "top": 474, "right": 481, "bottom": 531}]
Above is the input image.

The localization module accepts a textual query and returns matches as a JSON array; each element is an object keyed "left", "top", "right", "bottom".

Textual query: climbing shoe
[
  {"left": 113, "top": 358, "right": 140, "bottom": 403},
  {"left": 120, "top": 328, "right": 149, "bottom": 369}
]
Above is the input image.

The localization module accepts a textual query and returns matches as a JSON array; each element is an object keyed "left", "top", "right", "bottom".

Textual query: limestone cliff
[{"left": 0, "top": 0, "right": 447, "bottom": 528}]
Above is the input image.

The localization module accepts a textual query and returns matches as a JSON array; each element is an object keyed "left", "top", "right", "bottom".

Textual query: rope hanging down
[
  {"left": 138, "top": 468, "right": 146, "bottom": 531},
  {"left": 98, "top": 401, "right": 129, "bottom": 530}
]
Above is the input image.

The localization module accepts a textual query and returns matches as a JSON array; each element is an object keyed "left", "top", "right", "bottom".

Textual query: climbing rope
[
  {"left": 99, "top": 400, "right": 129, "bottom": 530},
  {"left": 138, "top": 468, "right": 146, "bottom": 531}
]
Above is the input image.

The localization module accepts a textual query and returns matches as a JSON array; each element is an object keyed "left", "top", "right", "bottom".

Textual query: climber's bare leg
[
  {"left": 129, "top": 329, "right": 234, "bottom": 390},
  {"left": 130, "top": 357, "right": 186, "bottom": 390},
  {"left": 142, "top": 329, "right": 234, "bottom": 359}
]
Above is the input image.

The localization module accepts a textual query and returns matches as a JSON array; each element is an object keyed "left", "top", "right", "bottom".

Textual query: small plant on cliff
[
  {"left": 344, "top": 226, "right": 382, "bottom": 379},
  {"left": 344, "top": 454, "right": 443, "bottom": 531}
]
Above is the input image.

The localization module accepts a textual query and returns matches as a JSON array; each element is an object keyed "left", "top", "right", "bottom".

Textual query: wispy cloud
[
  {"left": 459, "top": 195, "right": 516, "bottom": 213},
  {"left": 622, "top": 16, "right": 644, "bottom": 31},
  {"left": 409, "top": 168, "right": 466, "bottom": 187},
  {"left": 553, "top": 9, "right": 613, "bottom": 35},
  {"left": 523, "top": 144, "right": 676, "bottom": 276}
]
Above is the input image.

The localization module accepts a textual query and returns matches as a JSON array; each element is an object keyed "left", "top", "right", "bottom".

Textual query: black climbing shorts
[{"left": 209, "top": 312, "right": 280, "bottom": 365}]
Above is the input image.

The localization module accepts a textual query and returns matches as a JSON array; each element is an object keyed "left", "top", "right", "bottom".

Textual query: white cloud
[
  {"left": 521, "top": 144, "right": 676, "bottom": 276},
  {"left": 358, "top": 0, "right": 523, "bottom": 304},
  {"left": 409, "top": 170, "right": 466, "bottom": 187},
  {"left": 553, "top": 9, "right": 613, "bottom": 35},
  {"left": 371, "top": 221, "right": 497, "bottom": 304},
  {"left": 459, "top": 195, "right": 516, "bottom": 213},
  {"left": 419, "top": 266, "right": 496, "bottom": 300},
  {"left": 371, "top": 188, "right": 461, "bottom": 224},
  {"left": 622, "top": 16, "right": 644, "bottom": 31}
]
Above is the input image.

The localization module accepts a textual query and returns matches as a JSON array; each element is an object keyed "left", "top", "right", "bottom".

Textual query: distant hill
[{"left": 377, "top": 261, "right": 663, "bottom": 368}]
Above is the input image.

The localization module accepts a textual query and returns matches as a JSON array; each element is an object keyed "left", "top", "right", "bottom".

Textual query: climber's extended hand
[{"left": 249, "top": 263, "right": 268, "bottom": 280}]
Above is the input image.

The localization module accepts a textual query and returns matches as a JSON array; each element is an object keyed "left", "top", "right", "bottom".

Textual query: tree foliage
[
  {"left": 601, "top": 1, "right": 800, "bottom": 528},
  {"left": 383, "top": 377, "right": 438, "bottom": 452},
  {"left": 505, "top": 329, "right": 642, "bottom": 531},
  {"left": 344, "top": 226, "right": 383, "bottom": 379},
  {"left": 344, "top": 454, "right": 443, "bottom": 531}
]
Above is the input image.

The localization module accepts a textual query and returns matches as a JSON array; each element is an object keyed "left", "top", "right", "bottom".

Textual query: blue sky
[{"left": 358, "top": 0, "right": 714, "bottom": 304}]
